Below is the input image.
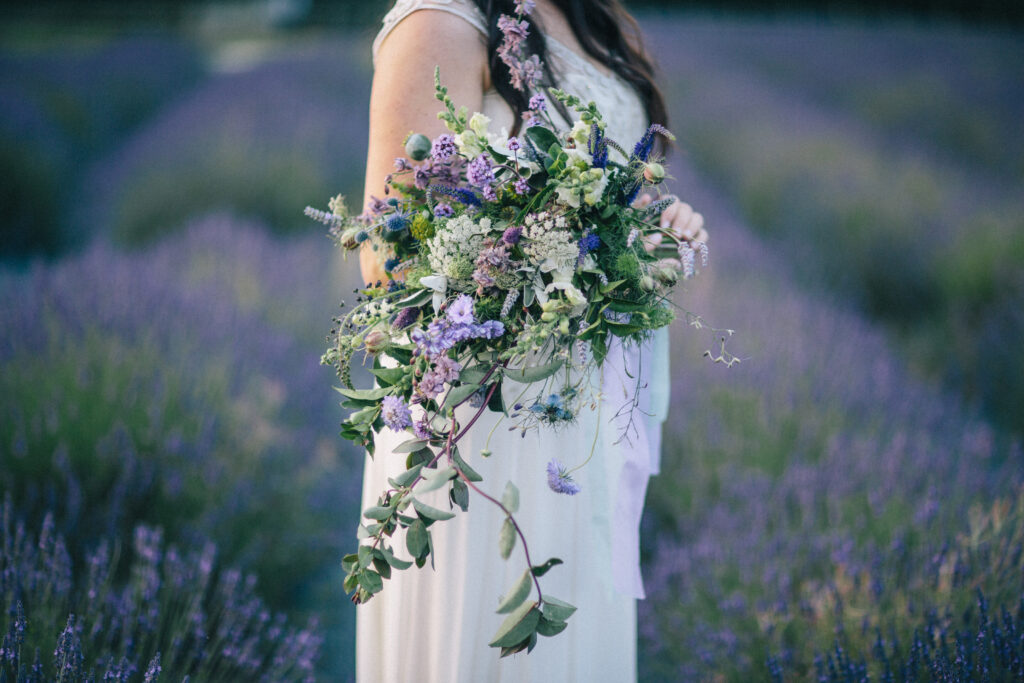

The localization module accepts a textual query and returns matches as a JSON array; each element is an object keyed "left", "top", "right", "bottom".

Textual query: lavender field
[{"left": 2, "top": 14, "right": 1022, "bottom": 682}]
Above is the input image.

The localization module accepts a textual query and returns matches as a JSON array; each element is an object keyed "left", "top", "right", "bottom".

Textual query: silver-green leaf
[
  {"left": 498, "top": 517, "right": 516, "bottom": 560},
  {"left": 501, "top": 481, "right": 519, "bottom": 513},
  {"left": 412, "top": 497, "right": 456, "bottom": 522},
  {"left": 489, "top": 601, "right": 541, "bottom": 648},
  {"left": 496, "top": 569, "right": 533, "bottom": 614},
  {"left": 541, "top": 595, "right": 577, "bottom": 622}
]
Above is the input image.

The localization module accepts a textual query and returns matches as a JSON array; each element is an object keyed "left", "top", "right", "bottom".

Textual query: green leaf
[
  {"left": 417, "top": 465, "right": 456, "bottom": 493},
  {"left": 489, "top": 601, "right": 541, "bottom": 648},
  {"left": 406, "top": 519, "right": 428, "bottom": 557},
  {"left": 487, "top": 379, "right": 505, "bottom": 414},
  {"left": 379, "top": 545, "right": 413, "bottom": 570},
  {"left": 501, "top": 481, "right": 520, "bottom": 513},
  {"left": 405, "top": 448, "right": 432, "bottom": 469},
  {"left": 372, "top": 557, "right": 392, "bottom": 580},
  {"left": 368, "top": 367, "right": 408, "bottom": 386},
  {"left": 359, "top": 569, "right": 383, "bottom": 594},
  {"left": 451, "top": 447, "right": 483, "bottom": 482},
  {"left": 536, "top": 615, "right": 568, "bottom": 637},
  {"left": 504, "top": 361, "right": 563, "bottom": 384},
  {"left": 444, "top": 382, "right": 481, "bottom": 408},
  {"left": 599, "top": 279, "right": 626, "bottom": 294},
  {"left": 525, "top": 126, "right": 559, "bottom": 156},
  {"left": 496, "top": 569, "right": 533, "bottom": 614},
  {"left": 343, "top": 572, "right": 359, "bottom": 593},
  {"left": 531, "top": 557, "right": 563, "bottom": 577},
  {"left": 362, "top": 506, "right": 393, "bottom": 521},
  {"left": 450, "top": 478, "right": 470, "bottom": 512},
  {"left": 340, "top": 553, "right": 359, "bottom": 573},
  {"left": 390, "top": 463, "right": 424, "bottom": 488},
  {"left": 412, "top": 497, "right": 456, "bottom": 522},
  {"left": 458, "top": 364, "right": 492, "bottom": 385},
  {"left": 498, "top": 517, "right": 516, "bottom": 560},
  {"left": 393, "top": 439, "right": 429, "bottom": 454},
  {"left": 541, "top": 596, "right": 577, "bottom": 622},
  {"left": 397, "top": 288, "right": 432, "bottom": 308},
  {"left": 335, "top": 386, "right": 390, "bottom": 401},
  {"left": 357, "top": 544, "right": 373, "bottom": 569}
]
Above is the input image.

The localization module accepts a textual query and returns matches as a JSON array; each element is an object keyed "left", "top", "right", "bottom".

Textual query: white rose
[{"left": 469, "top": 112, "right": 491, "bottom": 137}]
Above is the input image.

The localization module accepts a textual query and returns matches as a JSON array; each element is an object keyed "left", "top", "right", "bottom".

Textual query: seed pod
[
  {"left": 405, "top": 133, "right": 432, "bottom": 161},
  {"left": 364, "top": 329, "right": 390, "bottom": 355},
  {"left": 643, "top": 162, "right": 666, "bottom": 184}
]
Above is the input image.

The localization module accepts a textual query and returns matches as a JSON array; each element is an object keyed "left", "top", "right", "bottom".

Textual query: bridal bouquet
[{"left": 308, "top": 2, "right": 708, "bottom": 658}]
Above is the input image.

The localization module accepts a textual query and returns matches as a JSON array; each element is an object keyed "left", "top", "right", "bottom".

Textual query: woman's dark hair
[{"left": 472, "top": 0, "right": 668, "bottom": 136}]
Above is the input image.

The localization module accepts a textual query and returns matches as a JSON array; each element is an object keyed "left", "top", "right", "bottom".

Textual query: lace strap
[{"left": 372, "top": 0, "right": 488, "bottom": 66}]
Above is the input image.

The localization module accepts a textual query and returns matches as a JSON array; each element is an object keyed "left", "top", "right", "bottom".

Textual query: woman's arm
[{"left": 360, "top": 11, "right": 489, "bottom": 285}]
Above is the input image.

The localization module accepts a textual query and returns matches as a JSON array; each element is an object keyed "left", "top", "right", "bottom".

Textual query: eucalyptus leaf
[
  {"left": 489, "top": 602, "right": 541, "bottom": 648},
  {"left": 379, "top": 545, "right": 413, "bottom": 570},
  {"left": 406, "top": 519, "right": 428, "bottom": 557},
  {"left": 359, "top": 570, "right": 383, "bottom": 594},
  {"left": 417, "top": 466, "right": 456, "bottom": 493},
  {"left": 357, "top": 545, "right": 372, "bottom": 569},
  {"left": 541, "top": 596, "right": 577, "bottom": 622},
  {"left": 340, "top": 553, "right": 359, "bottom": 573},
  {"left": 536, "top": 615, "right": 568, "bottom": 637},
  {"left": 450, "top": 478, "right": 470, "bottom": 512},
  {"left": 496, "top": 569, "right": 533, "bottom": 614},
  {"left": 504, "top": 361, "right": 563, "bottom": 384},
  {"left": 458, "top": 364, "right": 492, "bottom": 385},
  {"left": 362, "top": 506, "right": 393, "bottom": 521},
  {"left": 412, "top": 497, "right": 456, "bottom": 522},
  {"left": 444, "top": 382, "right": 481, "bottom": 408},
  {"left": 451, "top": 448, "right": 483, "bottom": 482},
  {"left": 391, "top": 462, "right": 424, "bottom": 488},
  {"left": 335, "top": 386, "right": 390, "bottom": 401},
  {"left": 501, "top": 481, "right": 520, "bottom": 513},
  {"left": 393, "top": 439, "right": 429, "bottom": 454},
  {"left": 343, "top": 573, "right": 359, "bottom": 593},
  {"left": 372, "top": 557, "right": 391, "bottom": 580},
  {"left": 498, "top": 518, "right": 516, "bottom": 560}
]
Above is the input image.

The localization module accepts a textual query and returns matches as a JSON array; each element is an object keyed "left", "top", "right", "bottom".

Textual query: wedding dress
[{"left": 357, "top": 2, "right": 670, "bottom": 680}]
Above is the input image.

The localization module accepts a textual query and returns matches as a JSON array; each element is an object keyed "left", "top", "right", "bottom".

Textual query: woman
[{"left": 357, "top": 1, "right": 706, "bottom": 680}]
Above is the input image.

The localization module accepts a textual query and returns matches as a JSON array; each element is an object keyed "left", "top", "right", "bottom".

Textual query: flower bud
[
  {"left": 364, "top": 329, "right": 390, "bottom": 355},
  {"left": 558, "top": 318, "right": 570, "bottom": 335},
  {"left": 656, "top": 266, "right": 679, "bottom": 285},
  {"left": 643, "top": 162, "right": 666, "bottom": 184},
  {"left": 339, "top": 227, "right": 361, "bottom": 250},
  {"left": 639, "top": 274, "right": 656, "bottom": 291},
  {"left": 405, "top": 133, "right": 431, "bottom": 161},
  {"left": 541, "top": 311, "right": 558, "bottom": 322}
]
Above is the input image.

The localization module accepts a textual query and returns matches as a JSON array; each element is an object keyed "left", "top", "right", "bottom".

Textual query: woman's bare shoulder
[{"left": 373, "top": 0, "right": 488, "bottom": 66}]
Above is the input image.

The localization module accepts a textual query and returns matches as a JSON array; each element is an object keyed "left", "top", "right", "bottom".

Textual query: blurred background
[{"left": 1, "top": 0, "right": 1021, "bottom": 680}]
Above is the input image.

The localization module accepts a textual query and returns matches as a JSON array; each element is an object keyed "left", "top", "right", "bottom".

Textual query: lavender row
[
  {"left": 0, "top": 497, "right": 320, "bottom": 682},
  {"left": 0, "top": 216, "right": 362, "bottom": 678},
  {"left": 641, "top": 18, "right": 1024, "bottom": 433},
  {"left": 79, "top": 38, "right": 372, "bottom": 247},
  {"left": 633, "top": 155, "right": 1023, "bottom": 678}
]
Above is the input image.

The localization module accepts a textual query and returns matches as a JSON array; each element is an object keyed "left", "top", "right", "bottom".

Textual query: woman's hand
[{"left": 633, "top": 194, "right": 708, "bottom": 254}]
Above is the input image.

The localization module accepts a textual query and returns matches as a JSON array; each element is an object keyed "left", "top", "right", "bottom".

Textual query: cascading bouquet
[{"left": 307, "top": 2, "right": 709, "bottom": 658}]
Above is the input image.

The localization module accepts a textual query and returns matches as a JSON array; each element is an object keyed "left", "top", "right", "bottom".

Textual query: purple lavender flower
[
  {"left": 447, "top": 294, "right": 476, "bottom": 325},
  {"left": 579, "top": 230, "right": 601, "bottom": 257},
  {"left": 381, "top": 395, "right": 413, "bottom": 431},
  {"left": 392, "top": 306, "right": 418, "bottom": 330},
  {"left": 502, "top": 225, "right": 523, "bottom": 244},
  {"left": 431, "top": 134, "right": 457, "bottom": 162},
  {"left": 528, "top": 93, "right": 547, "bottom": 113},
  {"left": 473, "top": 269, "right": 497, "bottom": 288},
  {"left": 433, "top": 202, "right": 454, "bottom": 218},
  {"left": 497, "top": 15, "right": 529, "bottom": 48},
  {"left": 509, "top": 54, "right": 543, "bottom": 92},
  {"left": 546, "top": 459, "right": 581, "bottom": 495},
  {"left": 482, "top": 185, "right": 497, "bottom": 202},
  {"left": 507, "top": 136, "right": 521, "bottom": 152},
  {"left": 513, "top": 177, "right": 530, "bottom": 195}
]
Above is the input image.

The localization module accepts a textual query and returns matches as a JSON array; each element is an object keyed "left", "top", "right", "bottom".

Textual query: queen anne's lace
[{"left": 425, "top": 215, "right": 494, "bottom": 278}]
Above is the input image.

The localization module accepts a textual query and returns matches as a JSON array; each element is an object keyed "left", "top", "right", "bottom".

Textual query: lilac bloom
[{"left": 431, "top": 133, "right": 457, "bottom": 162}]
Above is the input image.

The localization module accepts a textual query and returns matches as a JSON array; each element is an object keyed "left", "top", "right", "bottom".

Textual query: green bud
[{"left": 405, "top": 133, "right": 431, "bottom": 161}]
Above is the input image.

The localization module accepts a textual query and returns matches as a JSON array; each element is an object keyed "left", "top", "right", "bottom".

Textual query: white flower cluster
[
  {"left": 426, "top": 215, "right": 494, "bottom": 279},
  {"left": 522, "top": 213, "right": 578, "bottom": 273}
]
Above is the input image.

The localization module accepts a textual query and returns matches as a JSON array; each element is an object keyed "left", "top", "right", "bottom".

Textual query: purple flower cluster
[
  {"left": 433, "top": 201, "right": 455, "bottom": 218},
  {"left": 417, "top": 355, "right": 462, "bottom": 401},
  {"left": 578, "top": 229, "right": 601, "bottom": 259},
  {"left": 497, "top": 14, "right": 543, "bottom": 93},
  {"left": 466, "top": 154, "right": 495, "bottom": 189},
  {"left": 431, "top": 133, "right": 457, "bottom": 162},
  {"left": 410, "top": 294, "right": 505, "bottom": 357}
]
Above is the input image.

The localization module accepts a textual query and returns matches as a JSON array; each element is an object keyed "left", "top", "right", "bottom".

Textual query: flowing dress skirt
[{"left": 355, "top": 330, "right": 668, "bottom": 682}]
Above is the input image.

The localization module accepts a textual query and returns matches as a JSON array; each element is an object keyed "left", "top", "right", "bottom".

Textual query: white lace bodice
[{"left": 372, "top": 0, "right": 649, "bottom": 148}]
